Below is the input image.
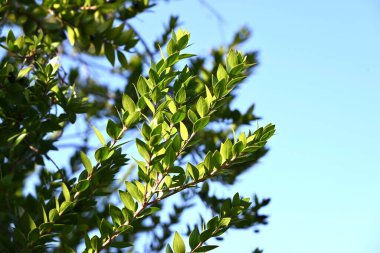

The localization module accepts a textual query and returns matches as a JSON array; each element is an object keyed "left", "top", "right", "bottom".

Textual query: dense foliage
[{"left": 0, "top": 0, "right": 275, "bottom": 252}]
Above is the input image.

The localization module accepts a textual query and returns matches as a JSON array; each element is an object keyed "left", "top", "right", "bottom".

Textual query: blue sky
[{"left": 125, "top": 0, "right": 380, "bottom": 252}]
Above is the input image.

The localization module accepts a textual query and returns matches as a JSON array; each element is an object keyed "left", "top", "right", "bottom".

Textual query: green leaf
[
  {"left": 220, "top": 139, "right": 233, "bottom": 161},
  {"left": 173, "top": 232, "right": 185, "bottom": 253},
  {"left": 194, "top": 245, "right": 219, "bottom": 252},
  {"left": 212, "top": 150, "right": 222, "bottom": 168},
  {"left": 179, "top": 122, "right": 189, "bottom": 140},
  {"left": 110, "top": 241, "right": 133, "bottom": 248},
  {"left": 95, "top": 146, "right": 110, "bottom": 162},
  {"left": 136, "top": 138, "right": 150, "bottom": 161},
  {"left": 92, "top": 126, "right": 106, "bottom": 146},
  {"left": 62, "top": 183, "right": 70, "bottom": 202},
  {"left": 109, "top": 205, "right": 124, "bottom": 226},
  {"left": 17, "top": 66, "right": 32, "bottom": 79},
  {"left": 200, "top": 228, "right": 213, "bottom": 242},
  {"left": 172, "top": 109, "right": 186, "bottom": 124},
  {"left": 20, "top": 212, "right": 36, "bottom": 234},
  {"left": 193, "top": 116, "right": 210, "bottom": 132},
  {"left": 116, "top": 225, "right": 134, "bottom": 235},
  {"left": 137, "top": 207, "right": 161, "bottom": 218},
  {"left": 217, "top": 64, "right": 228, "bottom": 81},
  {"left": 219, "top": 217, "right": 231, "bottom": 227},
  {"left": 189, "top": 226, "right": 200, "bottom": 250},
  {"left": 59, "top": 201, "right": 73, "bottom": 215},
  {"left": 104, "top": 42, "right": 115, "bottom": 66},
  {"left": 125, "top": 181, "right": 143, "bottom": 203},
  {"left": 119, "top": 190, "right": 135, "bottom": 211},
  {"left": 106, "top": 119, "right": 120, "bottom": 140},
  {"left": 137, "top": 76, "right": 149, "bottom": 95},
  {"left": 186, "top": 163, "right": 199, "bottom": 180},
  {"left": 75, "top": 180, "right": 90, "bottom": 192},
  {"left": 227, "top": 49, "right": 239, "bottom": 71},
  {"left": 80, "top": 151, "right": 93, "bottom": 174},
  {"left": 175, "top": 87, "right": 186, "bottom": 103},
  {"left": 117, "top": 50, "right": 128, "bottom": 68},
  {"left": 28, "top": 228, "right": 40, "bottom": 243},
  {"left": 49, "top": 209, "right": 59, "bottom": 222},
  {"left": 196, "top": 96, "right": 209, "bottom": 117},
  {"left": 232, "top": 141, "right": 244, "bottom": 156},
  {"left": 187, "top": 109, "right": 198, "bottom": 124},
  {"left": 143, "top": 96, "right": 155, "bottom": 114},
  {"left": 166, "top": 244, "right": 174, "bottom": 253},
  {"left": 66, "top": 26, "right": 76, "bottom": 46},
  {"left": 122, "top": 94, "right": 136, "bottom": 113},
  {"left": 125, "top": 112, "right": 140, "bottom": 128},
  {"left": 166, "top": 52, "right": 179, "bottom": 67}
]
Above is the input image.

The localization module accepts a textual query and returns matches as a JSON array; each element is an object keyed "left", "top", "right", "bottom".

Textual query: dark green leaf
[
  {"left": 189, "top": 226, "right": 200, "bottom": 250},
  {"left": 104, "top": 42, "right": 115, "bottom": 66},
  {"left": 194, "top": 245, "right": 219, "bottom": 252},
  {"left": 75, "top": 180, "right": 90, "bottom": 192},
  {"left": 110, "top": 241, "right": 133, "bottom": 248}
]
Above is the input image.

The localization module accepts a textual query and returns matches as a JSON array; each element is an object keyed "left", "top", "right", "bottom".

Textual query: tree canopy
[{"left": 0, "top": 1, "right": 275, "bottom": 252}]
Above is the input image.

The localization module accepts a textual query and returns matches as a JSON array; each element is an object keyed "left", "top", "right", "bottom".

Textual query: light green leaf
[
  {"left": 125, "top": 181, "right": 143, "bottom": 203},
  {"left": 217, "top": 64, "right": 228, "bottom": 81},
  {"left": 122, "top": 94, "right": 136, "bottom": 113},
  {"left": 92, "top": 126, "right": 106, "bottom": 146},
  {"left": 119, "top": 190, "right": 135, "bottom": 211},
  {"left": 136, "top": 138, "right": 150, "bottom": 161},
  {"left": 80, "top": 151, "right": 93, "bottom": 174},
  {"left": 67, "top": 26, "right": 76, "bottom": 46},
  {"left": 179, "top": 122, "right": 188, "bottom": 140},
  {"left": 62, "top": 183, "right": 70, "bottom": 202},
  {"left": 220, "top": 139, "right": 233, "bottom": 161},
  {"left": 173, "top": 232, "right": 185, "bottom": 253},
  {"left": 193, "top": 116, "right": 210, "bottom": 132},
  {"left": 125, "top": 112, "right": 140, "bottom": 128},
  {"left": 17, "top": 66, "right": 32, "bottom": 79},
  {"left": 196, "top": 96, "right": 209, "bottom": 117}
]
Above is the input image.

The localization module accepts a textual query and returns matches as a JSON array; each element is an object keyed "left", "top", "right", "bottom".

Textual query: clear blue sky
[{"left": 125, "top": 0, "right": 380, "bottom": 252}]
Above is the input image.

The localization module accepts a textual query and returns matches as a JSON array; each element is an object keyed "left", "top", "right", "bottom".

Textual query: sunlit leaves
[
  {"left": 173, "top": 232, "right": 185, "bottom": 253},
  {"left": 80, "top": 151, "right": 93, "bottom": 174}
]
